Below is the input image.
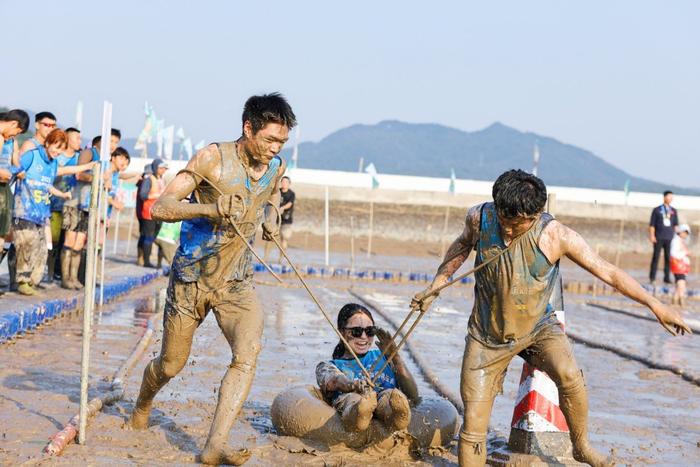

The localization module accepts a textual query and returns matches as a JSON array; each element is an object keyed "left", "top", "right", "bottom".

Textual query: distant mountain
[{"left": 281, "top": 120, "right": 699, "bottom": 195}]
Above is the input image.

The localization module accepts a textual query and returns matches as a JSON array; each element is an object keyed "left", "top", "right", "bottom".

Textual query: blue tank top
[
  {"left": 329, "top": 349, "right": 397, "bottom": 401},
  {"left": 50, "top": 152, "right": 78, "bottom": 212},
  {"left": 173, "top": 142, "right": 282, "bottom": 287},
  {"left": 13, "top": 146, "right": 57, "bottom": 225},
  {"left": 79, "top": 148, "right": 100, "bottom": 210},
  {"left": 468, "top": 202, "right": 559, "bottom": 345},
  {"left": 1, "top": 138, "right": 13, "bottom": 171}
]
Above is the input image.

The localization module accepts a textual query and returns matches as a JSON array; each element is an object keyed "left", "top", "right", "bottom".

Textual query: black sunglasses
[{"left": 344, "top": 326, "right": 377, "bottom": 338}]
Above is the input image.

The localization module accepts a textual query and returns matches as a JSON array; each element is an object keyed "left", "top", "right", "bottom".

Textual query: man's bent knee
[
  {"left": 558, "top": 368, "right": 585, "bottom": 395},
  {"left": 160, "top": 354, "right": 189, "bottom": 379}
]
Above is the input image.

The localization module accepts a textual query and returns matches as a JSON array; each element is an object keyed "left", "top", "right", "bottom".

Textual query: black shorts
[
  {"left": 674, "top": 274, "right": 687, "bottom": 282},
  {"left": 76, "top": 210, "right": 89, "bottom": 234}
]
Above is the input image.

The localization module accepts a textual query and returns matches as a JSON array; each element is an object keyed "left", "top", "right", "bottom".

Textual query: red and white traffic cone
[{"left": 508, "top": 276, "right": 574, "bottom": 458}]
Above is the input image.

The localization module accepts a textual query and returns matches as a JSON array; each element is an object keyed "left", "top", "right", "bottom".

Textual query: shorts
[
  {"left": 674, "top": 273, "right": 687, "bottom": 282},
  {"left": 62, "top": 206, "right": 81, "bottom": 232},
  {"left": 76, "top": 210, "right": 89, "bottom": 234},
  {"left": 0, "top": 182, "right": 12, "bottom": 237},
  {"left": 461, "top": 322, "right": 576, "bottom": 402},
  {"left": 280, "top": 223, "right": 293, "bottom": 241}
]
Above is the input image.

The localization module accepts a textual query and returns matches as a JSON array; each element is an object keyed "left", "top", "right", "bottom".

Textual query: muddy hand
[
  {"left": 262, "top": 221, "right": 280, "bottom": 242},
  {"left": 351, "top": 379, "right": 373, "bottom": 395},
  {"left": 410, "top": 288, "right": 437, "bottom": 312},
  {"left": 216, "top": 193, "right": 245, "bottom": 221},
  {"left": 653, "top": 303, "right": 692, "bottom": 336},
  {"left": 375, "top": 328, "right": 398, "bottom": 356}
]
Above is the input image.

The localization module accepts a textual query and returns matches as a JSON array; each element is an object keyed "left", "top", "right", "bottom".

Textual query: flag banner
[
  {"left": 449, "top": 168, "right": 456, "bottom": 194},
  {"left": 532, "top": 142, "right": 540, "bottom": 177},
  {"left": 179, "top": 137, "right": 193, "bottom": 160},
  {"left": 156, "top": 119, "right": 165, "bottom": 157},
  {"left": 194, "top": 140, "right": 206, "bottom": 151},
  {"left": 365, "top": 162, "right": 379, "bottom": 189},
  {"left": 134, "top": 102, "right": 156, "bottom": 155},
  {"left": 163, "top": 125, "right": 175, "bottom": 160},
  {"left": 75, "top": 100, "right": 83, "bottom": 131},
  {"left": 289, "top": 126, "right": 300, "bottom": 170},
  {"left": 176, "top": 126, "right": 186, "bottom": 141}
]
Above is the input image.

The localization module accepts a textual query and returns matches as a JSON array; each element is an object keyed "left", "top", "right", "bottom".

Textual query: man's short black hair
[
  {"left": 111, "top": 128, "right": 121, "bottom": 139},
  {"left": 663, "top": 190, "right": 673, "bottom": 197},
  {"left": 92, "top": 136, "right": 101, "bottom": 147},
  {"left": 112, "top": 146, "right": 130, "bottom": 161},
  {"left": 242, "top": 93, "right": 296, "bottom": 134},
  {"left": 0, "top": 109, "right": 30, "bottom": 132},
  {"left": 35, "top": 111, "right": 56, "bottom": 122},
  {"left": 281, "top": 175, "right": 291, "bottom": 182},
  {"left": 65, "top": 127, "right": 80, "bottom": 134},
  {"left": 492, "top": 169, "right": 547, "bottom": 218}
]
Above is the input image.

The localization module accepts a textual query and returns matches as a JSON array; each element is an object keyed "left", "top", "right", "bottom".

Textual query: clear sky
[{"left": 2, "top": 0, "right": 698, "bottom": 188}]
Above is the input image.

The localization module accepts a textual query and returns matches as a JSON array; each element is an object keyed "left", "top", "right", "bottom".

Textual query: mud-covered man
[
  {"left": 128, "top": 93, "right": 296, "bottom": 465},
  {"left": 413, "top": 169, "right": 690, "bottom": 467}
]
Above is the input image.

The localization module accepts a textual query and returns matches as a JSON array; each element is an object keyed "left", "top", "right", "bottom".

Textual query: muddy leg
[
  {"left": 334, "top": 391, "right": 378, "bottom": 432},
  {"left": 374, "top": 389, "right": 410, "bottom": 431},
  {"left": 526, "top": 327, "right": 613, "bottom": 467},
  {"left": 200, "top": 282, "right": 263, "bottom": 466},
  {"left": 128, "top": 281, "right": 199, "bottom": 429}
]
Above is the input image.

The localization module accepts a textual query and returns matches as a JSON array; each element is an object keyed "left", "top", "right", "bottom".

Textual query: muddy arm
[
  {"left": 431, "top": 204, "right": 481, "bottom": 288},
  {"left": 150, "top": 146, "right": 219, "bottom": 222},
  {"left": 551, "top": 221, "right": 691, "bottom": 336},
  {"left": 316, "top": 361, "right": 354, "bottom": 394},
  {"left": 391, "top": 357, "right": 419, "bottom": 404}
]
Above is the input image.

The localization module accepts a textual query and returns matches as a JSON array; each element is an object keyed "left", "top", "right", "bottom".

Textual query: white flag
[
  {"left": 365, "top": 162, "right": 379, "bottom": 189},
  {"left": 75, "top": 100, "right": 83, "bottom": 131},
  {"left": 176, "top": 126, "right": 186, "bottom": 141},
  {"left": 288, "top": 126, "right": 300, "bottom": 170},
  {"left": 532, "top": 142, "right": 540, "bottom": 177},
  {"left": 162, "top": 125, "right": 175, "bottom": 160},
  {"left": 194, "top": 140, "right": 206, "bottom": 151},
  {"left": 156, "top": 119, "right": 165, "bottom": 157},
  {"left": 179, "top": 137, "right": 193, "bottom": 160}
]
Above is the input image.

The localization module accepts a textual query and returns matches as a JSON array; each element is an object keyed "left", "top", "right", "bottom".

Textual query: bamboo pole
[
  {"left": 78, "top": 164, "right": 101, "bottom": 445},
  {"left": 366, "top": 200, "right": 374, "bottom": 258},
  {"left": 350, "top": 216, "right": 356, "bottom": 272},
  {"left": 99, "top": 179, "right": 109, "bottom": 306},
  {"left": 125, "top": 207, "right": 134, "bottom": 256},
  {"left": 111, "top": 180, "right": 121, "bottom": 255},
  {"left": 439, "top": 205, "right": 450, "bottom": 258},
  {"left": 324, "top": 185, "right": 330, "bottom": 266}
]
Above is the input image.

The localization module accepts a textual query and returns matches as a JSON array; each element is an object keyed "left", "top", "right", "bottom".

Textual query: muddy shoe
[
  {"left": 60, "top": 279, "right": 73, "bottom": 290},
  {"left": 376, "top": 389, "right": 411, "bottom": 431},
  {"left": 126, "top": 406, "right": 151, "bottom": 430},
  {"left": 17, "top": 283, "right": 36, "bottom": 296},
  {"left": 573, "top": 442, "right": 614, "bottom": 467},
  {"left": 200, "top": 446, "right": 252, "bottom": 466},
  {"left": 342, "top": 390, "right": 377, "bottom": 432}
]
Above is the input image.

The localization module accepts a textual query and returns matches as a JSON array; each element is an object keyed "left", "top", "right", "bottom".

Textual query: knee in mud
[
  {"left": 558, "top": 369, "right": 585, "bottom": 396},
  {"left": 459, "top": 429, "right": 487, "bottom": 455},
  {"left": 228, "top": 353, "right": 256, "bottom": 374},
  {"left": 160, "top": 355, "right": 188, "bottom": 379}
]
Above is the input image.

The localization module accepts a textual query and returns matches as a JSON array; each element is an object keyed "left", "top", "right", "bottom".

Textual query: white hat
[{"left": 679, "top": 224, "right": 691, "bottom": 234}]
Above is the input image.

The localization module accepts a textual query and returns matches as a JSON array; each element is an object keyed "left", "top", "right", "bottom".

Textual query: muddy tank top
[
  {"left": 172, "top": 142, "right": 281, "bottom": 290},
  {"left": 468, "top": 202, "right": 559, "bottom": 345}
]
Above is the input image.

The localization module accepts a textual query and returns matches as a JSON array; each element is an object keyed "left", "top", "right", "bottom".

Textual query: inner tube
[{"left": 271, "top": 385, "right": 459, "bottom": 449}]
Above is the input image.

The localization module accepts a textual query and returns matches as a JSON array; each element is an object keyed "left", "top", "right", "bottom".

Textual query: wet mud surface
[{"left": 1, "top": 252, "right": 699, "bottom": 465}]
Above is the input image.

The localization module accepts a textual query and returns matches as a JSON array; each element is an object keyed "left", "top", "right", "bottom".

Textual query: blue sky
[{"left": 2, "top": 0, "right": 698, "bottom": 187}]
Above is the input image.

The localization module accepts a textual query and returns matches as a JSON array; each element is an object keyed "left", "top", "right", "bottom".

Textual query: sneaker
[{"left": 17, "top": 283, "right": 37, "bottom": 296}]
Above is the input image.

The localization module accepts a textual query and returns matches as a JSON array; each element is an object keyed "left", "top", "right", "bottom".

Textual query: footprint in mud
[{"left": 637, "top": 369, "right": 666, "bottom": 380}]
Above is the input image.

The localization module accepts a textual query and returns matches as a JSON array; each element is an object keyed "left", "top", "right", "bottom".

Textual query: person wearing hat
[
  {"left": 137, "top": 158, "right": 168, "bottom": 267},
  {"left": 670, "top": 224, "right": 692, "bottom": 307}
]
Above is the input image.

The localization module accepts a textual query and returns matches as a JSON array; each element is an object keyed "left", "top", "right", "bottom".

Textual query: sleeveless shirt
[{"left": 468, "top": 202, "right": 559, "bottom": 345}]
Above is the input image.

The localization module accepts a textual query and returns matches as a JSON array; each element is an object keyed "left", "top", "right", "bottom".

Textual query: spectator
[
  {"left": 11, "top": 129, "right": 95, "bottom": 295},
  {"left": 19, "top": 111, "right": 56, "bottom": 154},
  {"left": 0, "top": 110, "right": 29, "bottom": 275},
  {"left": 279, "top": 175, "right": 295, "bottom": 251},
  {"left": 135, "top": 163, "right": 152, "bottom": 266},
  {"left": 48, "top": 127, "right": 81, "bottom": 282},
  {"left": 649, "top": 190, "right": 679, "bottom": 284},
  {"left": 670, "top": 224, "right": 691, "bottom": 307},
  {"left": 138, "top": 159, "right": 168, "bottom": 267}
]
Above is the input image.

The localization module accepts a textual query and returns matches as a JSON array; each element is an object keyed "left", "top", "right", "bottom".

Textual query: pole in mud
[
  {"left": 366, "top": 200, "right": 374, "bottom": 258},
  {"left": 78, "top": 101, "right": 112, "bottom": 445},
  {"left": 324, "top": 185, "right": 330, "bottom": 266},
  {"left": 112, "top": 180, "right": 122, "bottom": 255},
  {"left": 125, "top": 207, "right": 134, "bottom": 256},
  {"left": 350, "top": 216, "right": 356, "bottom": 272}
]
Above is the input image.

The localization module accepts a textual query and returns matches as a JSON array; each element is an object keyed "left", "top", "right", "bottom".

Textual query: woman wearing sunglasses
[{"left": 316, "top": 303, "right": 419, "bottom": 433}]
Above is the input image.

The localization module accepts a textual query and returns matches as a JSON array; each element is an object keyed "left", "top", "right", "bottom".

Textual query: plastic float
[{"left": 271, "top": 385, "right": 459, "bottom": 450}]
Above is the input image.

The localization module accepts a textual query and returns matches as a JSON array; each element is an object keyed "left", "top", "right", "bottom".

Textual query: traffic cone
[{"left": 508, "top": 274, "right": 573, "bottom": 457}]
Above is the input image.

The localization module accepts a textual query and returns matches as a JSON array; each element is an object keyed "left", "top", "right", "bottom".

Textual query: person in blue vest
[
  {"left": 413, "top": 169, "right": 691, "bottom": 467},
  {"left": 11, "top": 129, "right": 96, "bottom": 295},
  {"left": 316, "top": 303, "right": 419, "bottom": 433},
  {"left": 18, "top": 111, "right": 56, "bottom": 155},
  {"left": 47, "top": 127, "right": 81, "bottom": 282},
  {"left": 0, "top": 109, "right": 29, "bottom": 275}
]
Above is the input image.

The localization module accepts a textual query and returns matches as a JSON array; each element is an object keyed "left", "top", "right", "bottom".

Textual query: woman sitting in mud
[{"left": 316, "top": 303, "right": 419, "bottom": 433}]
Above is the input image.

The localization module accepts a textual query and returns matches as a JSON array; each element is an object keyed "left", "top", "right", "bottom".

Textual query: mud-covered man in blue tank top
[
  {"left": 413, "top": 170, "right": 690, "bottom": 467},
  {"left": 128, "top": 94, "right": 295, "bottom": 466}
]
